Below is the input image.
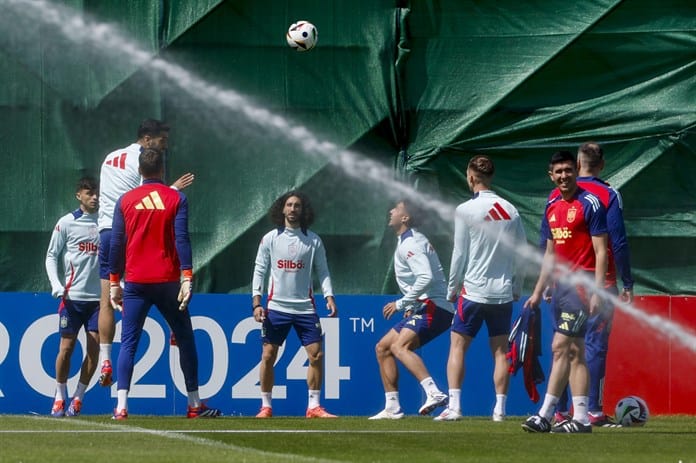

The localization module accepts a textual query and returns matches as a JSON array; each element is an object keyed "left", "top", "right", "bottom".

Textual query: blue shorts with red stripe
[
  {"left": 392, "top": 300, "right": 453, "bottom": 346},
  {"left": 452, "top": 298, "right": 512, "bottom": 338},
  {"left": 262, "top": 310, "right": 323, "bottom": 347},
  {"left": 57, "top": 299, "right": 99, "bottom": 336}
]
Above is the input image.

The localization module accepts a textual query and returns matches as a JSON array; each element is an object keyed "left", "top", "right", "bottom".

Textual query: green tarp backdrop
[{"left": 1, "top": 0, "right": 694, "bottom": 295}]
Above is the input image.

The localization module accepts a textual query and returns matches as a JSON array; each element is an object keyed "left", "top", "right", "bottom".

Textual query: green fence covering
[{"left": 0, "top": 0, "right": 694, "bottom": 295}]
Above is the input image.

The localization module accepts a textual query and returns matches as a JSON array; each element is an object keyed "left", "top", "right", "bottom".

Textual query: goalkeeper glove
[
  {"left": 177, "top": 273, "right": 192, "bottom": 311},
  {"left": 109, "top": 274, "right": 123, "bottom": 311},
  {"left": 110, "top": 284, "right": 123, "bottom": 312}
]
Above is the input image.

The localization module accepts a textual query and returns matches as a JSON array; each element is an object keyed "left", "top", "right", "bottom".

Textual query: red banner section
[{"left": 605, "top": 295, "right": 696, "bottom": 415}]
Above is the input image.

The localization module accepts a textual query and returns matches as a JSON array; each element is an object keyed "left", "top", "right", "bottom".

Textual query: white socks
[
  {"left": 99, "top": 343, "right": 112, "bottom": 364},
  {"left": 116, "top": 389, "right": 128, "bottom": 411},
  {"left": 54, "top": 382, "right": 68, "bottom": 401},
  {"left": 448, "top": 389, "right": 462, "bottom": 412},
  {"left": 308, "top": 390, "right": 321, "bottom": 409},
  {"left": 494, "top": 394, "right": 507, "bottom": 416},
  {"left": 420, "top": 377, "right": 440, "bottom": 396},
  {"left": 572, "top": 395, "right": 590, "bottom": 425},
  {"left": 73, "top": 382, "right": 88, "bottom": 401},
  {"left": 187, "top": 390, "right": 201, "bottom": 408},
  {"left": 538, "top": 393, "right": 559, "bottom": 421},
  {"left": 385, "top": 391, "right": 401, "bottom": 412},
  {"left": 261, "top": 392, "right": 272, "bottom": 408}
]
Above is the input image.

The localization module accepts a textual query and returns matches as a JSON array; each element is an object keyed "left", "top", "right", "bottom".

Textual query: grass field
[{"left": 1, "top": 414, "right": 695, "bottom": 462}]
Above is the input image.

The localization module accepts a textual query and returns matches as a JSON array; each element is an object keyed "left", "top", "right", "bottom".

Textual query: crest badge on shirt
[
  {"left": 566, "top": 207, "right": 577, "bottom": 223},
  {"left": 288, "top": 243, "right": 298, "bottom": 258}
]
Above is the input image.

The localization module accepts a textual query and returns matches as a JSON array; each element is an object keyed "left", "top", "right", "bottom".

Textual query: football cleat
[
  {"left": 99, "top": 360, "right": 113, "bottom": 387},
  {"left": 65, "top": 398, "right": 82, "bottom": 417},
  {"left": 368, "top": 408, "right": 405, "bottom": 420},
  {"left": 418, "top": 391, "right": 449, "bottom": 415},
  {"left": 492, "top": 412, "right": 505, "bottom": 422},
  {"left": 434, "top": 408, "right": 463, "bottom": 421},
  {"left": 306, "top": 406, "right": 338, "bottom": 418},
  {"left": 589, "top": 413, "right": 621, "bottom": 428},
  {"left": 187, "top": 404, "right": 222, "bottom": 419},
  {"left": 554, "top": 411, "right": 571, "bottom": 425},
  {"left": 522, "top": 414, "right": 551, "bottom": 433},
  {"left": 112, "top": 408, "right": 128, "bottom": 420},
  {"left": 255, "top": 407, "right": 273, "bottom": 418},
  {"left": 50, "top": 400, "right": 65, "bottom": 418},
  {"left": 551, "top": 419, "right": 593, "bottom": 433}
]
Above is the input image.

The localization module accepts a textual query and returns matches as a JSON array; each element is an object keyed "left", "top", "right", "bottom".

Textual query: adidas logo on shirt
[
  {"left": 105, "top": 152, "right": 127, "bottom": 169},
  {"left": 135, "top": 191, "right": 165, "bottom": 210},
  {"left": 484, "top": 202, "right": 512, "bottom": 221}
]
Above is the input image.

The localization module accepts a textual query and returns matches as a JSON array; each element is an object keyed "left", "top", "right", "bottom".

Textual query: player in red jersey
[
  {"left": 546, "top": 142, "right": 633, "bottom": 427},
  {"left": 108, "top": 148, "right": 219, "bottom": 419},
  {"left": 522, "top": 150, "right": 608, "bottom": 434}
]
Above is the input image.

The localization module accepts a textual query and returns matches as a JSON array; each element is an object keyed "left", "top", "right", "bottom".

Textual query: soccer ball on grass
[
  {"left": 286, "top": 21, "right": 317, "bottom": 52},
  {"left": 614, "top": 395, "right": 649, "bottom": 426}
]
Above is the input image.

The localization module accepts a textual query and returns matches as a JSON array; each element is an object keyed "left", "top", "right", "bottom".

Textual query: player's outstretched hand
[
  {"left": 172, "top": 173, "right": 195, "bottom": 190},
  {"left": 110, "top": 283, "right": 123, "bottom": 312},
  {"left": 178, "top": 278, "right": 192, "bottom": 311}
]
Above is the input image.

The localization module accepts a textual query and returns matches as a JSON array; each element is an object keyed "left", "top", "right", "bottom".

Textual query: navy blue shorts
[
  {"left": 585, "top": 285, "right": 618, "bottom": 354},
  {"left": 392, "top": 300, "right": 453, "bottom": 346},
  {"left": 452, "top": 298, "right": 512, "bottom": 338},
  {"left": 98, "top": 229, "right": 112, "bottom": 279},
  {"left": 262, "top": 310, "right": 323, "bottom": 347},
  {"left": 58, "top": 299, "right": 99, "bottom": 336},
  {"left": 551, "top": 283, "right": 591, "bottom": 337}
]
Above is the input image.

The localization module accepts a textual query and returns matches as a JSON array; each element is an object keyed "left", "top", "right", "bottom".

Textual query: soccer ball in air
[
  {"left": 614, "top": 395, "right": 649, "bottom": 426},
  {"left": 286, "top": 21, "right": 317, "bottom": 52}
]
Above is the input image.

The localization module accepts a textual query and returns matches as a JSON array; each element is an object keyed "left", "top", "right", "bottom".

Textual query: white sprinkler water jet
[{"left": 7, "top": 0, "right": 696, "bottom": 353}]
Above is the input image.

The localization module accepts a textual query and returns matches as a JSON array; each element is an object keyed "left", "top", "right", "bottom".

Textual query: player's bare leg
[
  {"left": 256, "top": 343, "right": 278, "bottom": 418},
  {"left": 375, "top": 329, "right": 400, "bottom": 391},
  {"left": 369, "top": 330, "right": 405, "bottom": 419},
  {"left": 391, "top": 329, "right": 448, "bottom": 415},
  {"left": 259, "top": 343, "right": 278, "bottom": 393},
  {"left": 490, "top": 334, "right": 510, "bottom": 421},
  {"left": 438, "top": 331, "right": 471, "bottom": 419},
  {"left": 304, "top": 341, "right": 336, "bottom": 418},
  {"left": 390, "top": 330, "right": 426, "bottom": 381},
  {"left": 51, "top": 335, "right": 77, "bottom": 417},
  {"left": 97, "top": 279, "right": 115, "bottom": 386}
]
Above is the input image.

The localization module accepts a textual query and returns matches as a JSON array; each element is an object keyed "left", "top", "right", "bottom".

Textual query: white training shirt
[
  {"left": 252, "top": 226, "right": 334, "bottom": 314},
  {"left": 448, "top": 190, "right": 527, "bottom": 304},
  {"left": 98, "top": 143, "right": 142, "bottom": 231},
  {"left": 394, "top": 228, "right": 453, "bottom": 313},
  {"left": 45, "top": 209, "right": 100, "bottom": 301}
]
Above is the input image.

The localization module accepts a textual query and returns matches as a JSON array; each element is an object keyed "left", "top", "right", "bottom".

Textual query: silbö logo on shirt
[
  {"left": 78, "top": 241, "right": 99, "bottom": 254},
  {"left": 277, "top": 259, "right": 305, "bottom": 271}
]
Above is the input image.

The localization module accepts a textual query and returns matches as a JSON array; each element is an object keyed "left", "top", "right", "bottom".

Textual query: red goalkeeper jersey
[{"left": 109, "top": 179, "right": 192, "bottom": 283}]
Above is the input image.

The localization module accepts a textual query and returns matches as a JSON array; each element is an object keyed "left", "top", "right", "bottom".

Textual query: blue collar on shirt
[
  {"left": 399, "top": 228, "right": 414, "bottom": 243},
  {"left": 142, "top": 178, "right": 165, "bottom": 185}
]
